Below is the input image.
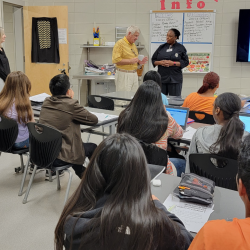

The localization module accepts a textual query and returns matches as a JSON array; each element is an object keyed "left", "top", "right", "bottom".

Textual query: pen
[
  {"left": 105, "top": 115, "right": 109, "bottom": 119},
  {"left": 178, "top": 186, "right": 190, "bottom": 190}
]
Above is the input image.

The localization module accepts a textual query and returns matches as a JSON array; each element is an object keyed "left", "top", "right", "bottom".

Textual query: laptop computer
[
  {"left": 165, "top": 105, "right": 190, "bottom": 131},
  {"left": 239, "top": 114, "right": 250, "bottom": 133}
]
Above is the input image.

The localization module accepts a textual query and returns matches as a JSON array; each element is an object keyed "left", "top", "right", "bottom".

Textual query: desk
[
  {"left": 32, "top": 107, "right": 120, "bottom": 137},
  {"left": 81, "top": 107, "right": 120, "bottom": 136},
  {"left": 72, "top": 72, "right": 116, "bottom": 104},
  {"left": 101, "top": 91, "right": 185, "bottom": 106},
  {"left": 169, "top": 122, "right": 209, "bottom": 145},
  {"left": 151, "top": 174, "right": 245, "bottom": 233},
  {"left": 102, "top": 91, "right": 135, "bottom": 101}
]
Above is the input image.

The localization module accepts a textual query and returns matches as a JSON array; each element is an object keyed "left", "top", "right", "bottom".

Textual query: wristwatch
[{"left": 173, "top": 62, "right": 176, "bottom": 66}]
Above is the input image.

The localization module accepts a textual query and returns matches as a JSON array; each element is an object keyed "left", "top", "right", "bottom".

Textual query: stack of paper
[
  {"left": 163, "top": 194, "right": 214, "bottom": 233},
  {"left": 90, "top": 112, "right": 118, "bottom": 122},
  {"left": 183, "top": 127, "right": 197, "bottom": 140},
  {"left": 30, "top": 93, "right": 50, "bottom": 103}
]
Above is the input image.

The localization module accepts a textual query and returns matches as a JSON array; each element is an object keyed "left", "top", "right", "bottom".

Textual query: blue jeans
[
  {"left": 13, "top": 138, "right": 29, "bottom": 149},
  {"left": 170, "top": 158, "right": 186, "bottom": 177}
]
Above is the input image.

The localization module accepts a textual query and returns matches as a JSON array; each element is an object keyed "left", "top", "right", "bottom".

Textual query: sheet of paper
[
  {"left": 183, "top": 126, "right": 197, "bottom": 140},
  {"left": 58, "top": 28, "right": 67, "bottom": 44},
  {"left": 163, "top": 194, "right": 214, "bottom": 233},
  {"left": 90, "top": 112, "right": 118, "bottom": 122},
  {"left": 29, "top": 93, "right": 50, "bottom": 103}
]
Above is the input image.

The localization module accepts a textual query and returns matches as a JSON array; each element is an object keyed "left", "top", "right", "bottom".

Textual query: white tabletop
[
  {"left": 151, "top": 173, "right": 245, "bottom": 222},
  {"left": 101, "top": 91, "right": 135, "bottom": 101}
]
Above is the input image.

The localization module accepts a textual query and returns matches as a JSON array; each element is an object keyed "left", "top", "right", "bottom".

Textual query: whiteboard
[{"left": 150, "top": 11, "right": 216, "bottom": 73}]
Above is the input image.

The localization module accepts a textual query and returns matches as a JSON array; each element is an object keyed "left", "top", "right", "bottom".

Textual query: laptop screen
[
  {"left": 240, "top": 115, "right": 250, "bottom": 133},
  {"left": 166, "top": 107, "right": 189, "bottom": 127}
]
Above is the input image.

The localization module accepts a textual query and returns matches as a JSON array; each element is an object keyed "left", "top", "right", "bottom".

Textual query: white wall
[
  {"left": 21, "top": 0, "right": 250, "bottom": 99},
  {"left": 3, "top": 3, "right": 16, "bottom": 71}
]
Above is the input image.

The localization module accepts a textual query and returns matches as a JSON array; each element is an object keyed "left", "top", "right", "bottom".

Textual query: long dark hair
[
  {"left": 197, "top": 72, "right": 219, "bottom": 94},
  {"left": 55, "top": 134, "right": 184, "bottom": 250},
  {"left": 117, "top": 80, "right": 168, "bottom": 143},
  {"left": 210, "top": 93, "right": 244, "bottom": 159}
]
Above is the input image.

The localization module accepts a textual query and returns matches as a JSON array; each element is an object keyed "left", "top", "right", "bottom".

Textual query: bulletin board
[{"left": 149, "top": 10, "right": 216, "bottom": 73}]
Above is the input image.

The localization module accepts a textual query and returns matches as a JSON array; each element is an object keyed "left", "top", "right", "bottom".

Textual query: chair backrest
[
  {"left": 139, "top": 141, "right": 168, "bottom": 167},
  {"left": 0, "top": 115, "right": 18, "bottom": 152},
  {"left": 189, "top": 110, "right": 215, "bottom": 125},
  {"left": 27, "top": 122, "right": 62, "bottom": 168},
  {"left": 88, "top": 95, "right": 114, "bottom": 110},
  {"left": 189, "top": 153, "right": 238, "bottom": 190}
]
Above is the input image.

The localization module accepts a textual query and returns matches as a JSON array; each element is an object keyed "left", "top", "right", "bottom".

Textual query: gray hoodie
[{"left": 186, "top": 124, "right": 249, "bottom": 173}]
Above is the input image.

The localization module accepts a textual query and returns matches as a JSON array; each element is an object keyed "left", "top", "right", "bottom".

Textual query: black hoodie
[{"left": 63, "top": 195, "right": 193, "bottom": 250}]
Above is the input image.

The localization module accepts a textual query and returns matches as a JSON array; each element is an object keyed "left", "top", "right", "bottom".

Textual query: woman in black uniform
[
  {"left": 0, "top": 27, "right": 10, "bottom": 92},
  {"left": 152, "top": 29, "right": 189, "bottom": 96}
]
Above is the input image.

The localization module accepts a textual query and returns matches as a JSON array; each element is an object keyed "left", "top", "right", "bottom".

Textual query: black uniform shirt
[
  {"left": 152, "top": 42, "right": 189, "bottom": 84},
  {"left": 0, "top": 48, "right": 10, "bottom": 81}
]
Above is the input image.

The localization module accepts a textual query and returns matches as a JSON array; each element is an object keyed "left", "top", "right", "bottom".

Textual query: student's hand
[
  {"left": 130, "top": 57, "right": 139, "bottom": 64},
  {"left": 139, "top": 57, "right": 148, "bottom": 65},
  {"left": 152, "top": 195, "right": 159, "bottom": 201}
]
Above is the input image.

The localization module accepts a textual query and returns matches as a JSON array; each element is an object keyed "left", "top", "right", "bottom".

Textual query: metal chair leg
[
  {"left": 18, "top": 154, "right": 30, "bottom": 196},
  {"left": 102, "top": 126, "right": 105, "bottom": 140},
  {"left": 20, "top": 154, "right": 24, "bottom": 173},
  {"left": 64, "top": 169, "right": 73, "bottom": 206},
  {"left": 47, "top": 169, "right": 52, "bottom": 182},
  {"left": 56, "top": 170, "right": 61, "bottom": 190},
  {"left": 86, "top": 133, "right": 91, "bottom": 143},
  {"left": 22, "top": 165, "right": 37, "bottom": 204}
]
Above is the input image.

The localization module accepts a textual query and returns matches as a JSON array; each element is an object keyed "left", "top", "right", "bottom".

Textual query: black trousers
[
  {"left": 162, "top": 82, "right": 182, "bottom": 96},
  {"left": 53, "top": 142, "right": 97, "bottom": 178}
]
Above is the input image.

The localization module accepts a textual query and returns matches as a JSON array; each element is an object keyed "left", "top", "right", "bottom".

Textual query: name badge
[{"left": 166, "top": 49, "right": 172, "bottom": 52}]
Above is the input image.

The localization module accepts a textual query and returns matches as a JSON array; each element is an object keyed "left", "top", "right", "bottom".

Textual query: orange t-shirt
[
  {"left": 182, "top": 92, "right": 216, "bottom": 115},
  {"left": 188, "top": 218, "right": 250, "bottom": 250}
]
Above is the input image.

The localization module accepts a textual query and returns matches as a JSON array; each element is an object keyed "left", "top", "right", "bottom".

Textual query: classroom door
[{"left": 23, "top": 6, "right": 69, "bottom": 95}]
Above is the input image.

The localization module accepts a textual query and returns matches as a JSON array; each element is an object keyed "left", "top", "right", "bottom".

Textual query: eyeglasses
[{"left": 131, "top": 48, "right": 138, "bottom": 57}]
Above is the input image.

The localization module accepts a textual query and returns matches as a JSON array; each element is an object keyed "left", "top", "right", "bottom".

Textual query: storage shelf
[{"left": 80, "top": 44, "right": 145, "bottom": 49}]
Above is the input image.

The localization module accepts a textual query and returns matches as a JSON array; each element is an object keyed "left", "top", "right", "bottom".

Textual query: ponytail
[
  {"left": 210, "top": 93, "right": 244, "bottom": 159},
  {"left": 197, "top": 82, "right": 210, "bottom": 94},
  {"left": 197, "top": 72, "right": 219, "bottom": 94}
]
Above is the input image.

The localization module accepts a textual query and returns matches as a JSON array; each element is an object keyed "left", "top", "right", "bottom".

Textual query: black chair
[
  {"left": 189, "top": 153, "right": 238, "bottom": 190},
  {"left": 0, "top": 115, "right": 29, "bottom": 174},
  {"left": 139, "top": 141, "right": 168, "bottom": 168},
  {"left": 189, "top": 111, "right": 215, "bottom": 124},
  {"left": 87, "top": 95, "right": 115, "bottom": 142},
  {"left": 88, "top": 95, "right": 114, "bottom": 111},
  {"left": 21, "top": 122, "right": 73, "bottom": 205}
]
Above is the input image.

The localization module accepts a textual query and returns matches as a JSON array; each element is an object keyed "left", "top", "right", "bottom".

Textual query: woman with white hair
[
  {"left": 112, "top": 25, "right": 148, "bottom": 105},
  {"left": 0, "top": 27, "right": 10, "bottom": 92}
]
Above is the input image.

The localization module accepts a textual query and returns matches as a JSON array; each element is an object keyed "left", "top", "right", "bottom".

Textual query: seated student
[
  {"left": 0, "top": 71, "right": 34, "bottom": 149},
  {"left": 39, "top": 74, "right": 98, "bottom": 179},
  {"left": 186, "top": 92, "right": 249, "bottom": 172},
  {"left": 188, "top": 134, "right": 250, "bottom": 250},
  {"left": 54, "top": 133, "right": 193, "bottom": 250},
  {"left": 117, "top": 80, "right": 185, "bottom": 176},
  {"left": 143, "top": 70, "right": 169, "bottom": 105},
  {"left": 182, "top": 72, "right": 219, "bottom": 118}
]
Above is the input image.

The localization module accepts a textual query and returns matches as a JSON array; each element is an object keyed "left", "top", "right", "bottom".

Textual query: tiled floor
[{"left": 0, "top": 132, "right": 104, "bottom": 250}]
